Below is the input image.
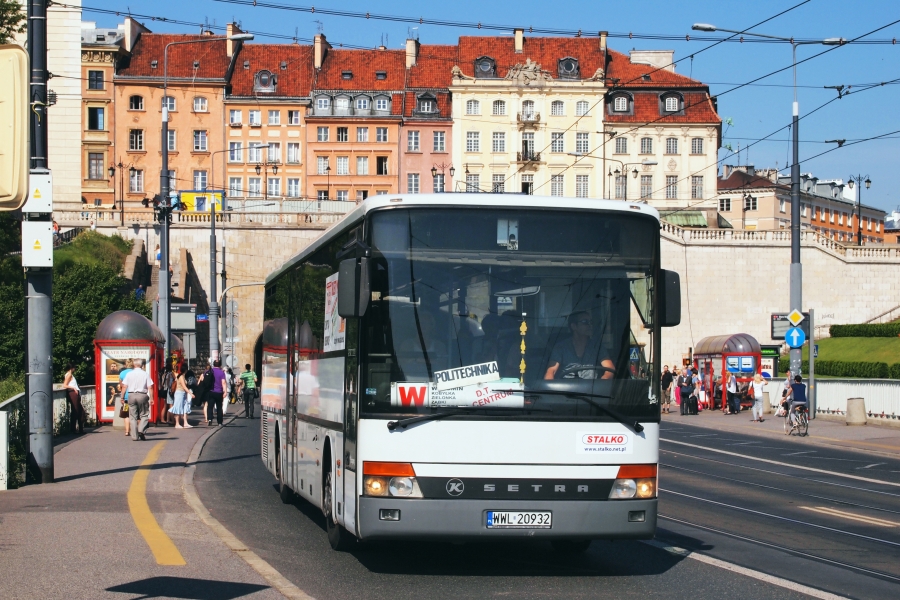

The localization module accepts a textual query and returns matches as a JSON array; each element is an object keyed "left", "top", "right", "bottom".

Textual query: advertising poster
[
  {"left": 391, "top": 379, "right": 523, "bottom": 409},
  {"left": 323, "top": 272, "right": 345, "bottom": 353},
  {"left": 178, "top": 190, "right": 223, "bottom": 212},
  {"left": 99, "top": 346, "right": 151, "bottom": 420}
]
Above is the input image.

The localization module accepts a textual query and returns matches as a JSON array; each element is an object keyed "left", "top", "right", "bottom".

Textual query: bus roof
[{"left": 266, "top": 194, "right": 661, "bottom": 284}]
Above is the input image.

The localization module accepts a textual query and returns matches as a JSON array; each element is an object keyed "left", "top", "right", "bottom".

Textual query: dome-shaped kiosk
[
  {"left": 692, "top": 333, "right": 762, "bottom": 411},
  {"left": 93, "top": 311, "right": 166, "bottom": 424}
]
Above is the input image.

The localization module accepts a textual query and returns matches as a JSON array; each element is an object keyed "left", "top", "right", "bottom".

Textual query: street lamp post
[
  {"left": 108, "top": 160, "right": 135, "bottom": 227},
  {"left": 161, "top": 33, "right": 253, "bottom": 366},
  {"left": 568, "top": 153, "right": 658, "bottom": 200},
  {"left": 325, "top": 164, "right": 331, "bottom": 200},
  {"left": 692, "top": 23, "right": 844, "bottom": 377},
  {"left": 431, "top": 162, "right": 455, "bottom": 193},
  {"left": 846, "top": 175, "right": 871, "bottom": 246},
  {"left": 254, "top": 160, "right": 279, "bottom": 201}
]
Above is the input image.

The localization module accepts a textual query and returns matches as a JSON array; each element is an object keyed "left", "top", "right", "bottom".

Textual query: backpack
[{"left": 185, "top": 372, "right": 197, "bottom": 388}]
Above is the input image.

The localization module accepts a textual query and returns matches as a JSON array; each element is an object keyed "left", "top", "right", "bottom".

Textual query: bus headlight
[
  {"left": 609, "top": 464, "right": 658, "bottom": 500},
  {"left": 635, "top": 478, "right": 656, "bottom": 499},
  {"left": 363, "top": 462, "right": 423, "bottom": 498},
  {"left": 389, "top": 476, "right": 414, "bottom": 496},
  {"left": 364, "top": 476, "right": 390, "bottom": 496},
  {"left": 609, "top": 478, "right": 637, "bottom": 499}
]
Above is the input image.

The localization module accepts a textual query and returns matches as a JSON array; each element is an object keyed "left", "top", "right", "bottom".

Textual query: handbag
[{"left": 118, "top": 396, "right": 129, "bottom": 418}]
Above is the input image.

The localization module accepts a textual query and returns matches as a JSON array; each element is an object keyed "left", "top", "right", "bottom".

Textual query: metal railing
[
  {"left": 1, "top": 385, "right": 96, "bottom": 489},
  {"left": 812, "top": 379, "right": 900, "bottom": 421}
]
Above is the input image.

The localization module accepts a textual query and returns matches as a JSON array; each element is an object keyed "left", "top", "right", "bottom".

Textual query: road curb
[{"left": 181, "top": 410, "right": 316, "bottom": 600}]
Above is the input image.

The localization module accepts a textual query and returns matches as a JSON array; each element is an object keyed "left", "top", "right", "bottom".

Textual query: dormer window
[
  {"left": 417, "top": 93, "right": 436, "bottom": 114},
  {"left": 193, "top": 60, "right": 200, "bottom": 69},
  {"left": 255, "top": 70, "right": 276, "bottom": 93},
  {"left": 375, "top": 71, "right": 387, "bottom": 80},
  {"left": 316, "top": 96, "right": 331, "bottom": 111},
  {"left": 243, "top": 60, "right": 250, "bottom": 69},
  {"left": 558, "top": 57, "right": 580, "bottom": 79},
  {"left": 356, "top": 96, "right": 371, "bottom": 110},
  {"left": 374, "top": 96, "right": 390, "bottom": 112},
  {"left": 342, "top": 70, "right": 353, "bottom": 80},
  {"left": 660, "top": 93, "right": 683, "bottom": 114},
  {"left": 613, "top": 96, "right": 628, "bottom": 112},
  {"left": 474, "top": 56, "right": 496, "bottom": 78},
  {"left": 280, "top": 61, "right": 287, "bottom": 70},
  {"left": 151, "top": 60, "right": 158, "bottom": 69}
]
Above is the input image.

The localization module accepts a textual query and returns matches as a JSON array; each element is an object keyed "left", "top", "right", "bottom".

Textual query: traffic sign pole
[{"left": 809, "top": 309, "right": 815, "bottom": 419}]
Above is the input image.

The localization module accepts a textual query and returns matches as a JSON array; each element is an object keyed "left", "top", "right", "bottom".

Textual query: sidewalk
[
  {"left": 0, "top": 410, "right": 284, "bottom": 600},
  {"left": 662, "top": 407, "right": 900, "bottom": 457}
]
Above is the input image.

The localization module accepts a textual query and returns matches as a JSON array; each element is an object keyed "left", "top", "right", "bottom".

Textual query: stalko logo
[{"left": 582, "top": 434, "right": 628, "bottom": 445}]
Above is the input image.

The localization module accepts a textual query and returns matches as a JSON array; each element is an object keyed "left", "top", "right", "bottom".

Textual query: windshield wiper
[
  {"left": 503, "top": 389, "right": 644, "bottom": 433},
  {"left": 386, "top": 406, "right": 549, "bottom": 431}
]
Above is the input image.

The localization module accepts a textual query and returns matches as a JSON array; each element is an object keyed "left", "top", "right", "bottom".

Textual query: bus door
[{"left": 340, "top": 318, "right": 359, "bottom": 532}]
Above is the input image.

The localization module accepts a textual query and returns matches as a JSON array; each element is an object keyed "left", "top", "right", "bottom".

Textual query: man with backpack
[{"left": 237, "top": 364, "right": 258, "bottom": 419}]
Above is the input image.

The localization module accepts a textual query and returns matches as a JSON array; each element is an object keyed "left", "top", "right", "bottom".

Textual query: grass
[
  {"left": 54, "top": 231, "right": 132, "bottom": 273},
  {"left": 0, "top": 377, "right": 25, "bottom": 403},
  {"left": 802, "top": 337, "right": 900, "bottom": 364}
]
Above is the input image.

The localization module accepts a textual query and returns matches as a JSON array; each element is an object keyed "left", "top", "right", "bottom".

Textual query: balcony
[
  {"left": 516, "top": 151, "right": 542, "bottom": 163},
  {"left": 517, "top": 112, "right": 541, "bottom": 128}
]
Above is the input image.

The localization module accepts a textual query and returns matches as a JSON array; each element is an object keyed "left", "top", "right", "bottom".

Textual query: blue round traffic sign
[{"left": 785, "top": 326, "right": 806, "bottom": 348}]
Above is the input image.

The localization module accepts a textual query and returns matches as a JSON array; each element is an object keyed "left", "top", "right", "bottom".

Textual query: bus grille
[{"left": 261, "top": 415, "right": 269, "bottom": 462}]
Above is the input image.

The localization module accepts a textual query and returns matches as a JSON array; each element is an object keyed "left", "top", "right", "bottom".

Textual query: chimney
[
  {"left": 599, "top": 30, "right": 607, "bottom": 54},
  {"left": 123, "top": 16, "right": 151, "bottom": 53},
  {"left": 314, "top": 33, "right": 331, "bottom": 69},
  {"left": 514, "top": 28, "right": 524, "bottom": 53},
  {"left": 226, "top": 22, "right": 245, "bottom": 58},
  {"left": 406, "top": 38, "right": 419, "bottom": 68}
]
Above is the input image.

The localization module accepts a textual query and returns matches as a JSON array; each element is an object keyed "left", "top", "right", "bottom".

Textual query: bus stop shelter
[{"left": 693, "top": 333, "right": 762, "bottom": 410}]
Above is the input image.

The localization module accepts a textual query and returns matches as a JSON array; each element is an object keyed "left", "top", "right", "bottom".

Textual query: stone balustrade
[{"left": 54, "top": 208, "right": 348, "bottom": 229}]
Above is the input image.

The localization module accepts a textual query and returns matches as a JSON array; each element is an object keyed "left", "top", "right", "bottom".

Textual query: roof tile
[
  {"left": 117, "top": 34, "right": 231, "bottom": 80},
  {"left": 314, "top": 48, "right": 406, "bottom": 91},
  {"left": 229, "top": 44, "right": 314, "bottom": 97},
  {"left": 606, "top": 90, "right": 720, "bottom": 124},
  {"left": 456, "top": 36, "right": 605, "bottom": 79}
]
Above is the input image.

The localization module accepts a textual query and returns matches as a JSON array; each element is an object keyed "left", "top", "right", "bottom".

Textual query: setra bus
[{"left": 260, "top": 193, "right": 681, "bottom": 551}]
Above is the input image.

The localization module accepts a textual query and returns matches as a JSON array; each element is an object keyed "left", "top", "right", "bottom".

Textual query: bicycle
[{"left": 783, "top": 404, "right": 809, "bottom": 436}]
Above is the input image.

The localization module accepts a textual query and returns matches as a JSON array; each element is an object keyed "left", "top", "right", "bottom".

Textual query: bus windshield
[{"left": 361, "top": 208, "right": 660, "bottom": 422}]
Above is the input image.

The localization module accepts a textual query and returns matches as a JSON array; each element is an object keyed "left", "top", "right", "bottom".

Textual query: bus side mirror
[
  {"left": 659, "top": 269, "right": 681, "bottom": 327},
  {"left": 338, "top": 257, "right": 369, "bottom": 318}
]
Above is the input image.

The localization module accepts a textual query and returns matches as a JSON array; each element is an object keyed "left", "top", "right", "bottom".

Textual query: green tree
[{"left": 0, "top": 0, "right": 26, "bottom": 45}]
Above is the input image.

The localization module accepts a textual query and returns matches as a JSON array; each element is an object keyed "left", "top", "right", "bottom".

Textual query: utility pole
[
  {"left": 25, "top": 0, "right": 54, "bottom": 484},
  {"left": 209, "top": 200, "right": 219, "bottom": 362}
]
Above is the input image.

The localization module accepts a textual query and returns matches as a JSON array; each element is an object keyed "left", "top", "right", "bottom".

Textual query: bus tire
[
  {"left": 324, "top": 468, "right": 354, "bottom": 551},
  {"left": 551, "top": 540, "right": 592, "bottom": 554},
  {"left": 275, "top": 429, "right": 292, "bottom": 504}
]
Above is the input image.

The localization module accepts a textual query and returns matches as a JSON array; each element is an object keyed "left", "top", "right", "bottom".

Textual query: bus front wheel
[{"left": 324, "top": 469, "right": 354, "bottom": 551}]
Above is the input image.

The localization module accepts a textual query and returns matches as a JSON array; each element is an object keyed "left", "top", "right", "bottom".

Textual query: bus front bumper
[{"left": 357, "top": 498, "right": 657, "bottom": 541}]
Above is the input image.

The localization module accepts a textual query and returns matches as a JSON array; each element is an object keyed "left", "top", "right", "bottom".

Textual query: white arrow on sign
[{"left": 789, "top": 329, "right": 802, "bottom": 346}]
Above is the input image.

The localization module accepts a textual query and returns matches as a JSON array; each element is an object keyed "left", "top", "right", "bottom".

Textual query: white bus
[{"left": 260, "top": 193, "right": 680, "bottom": 552}]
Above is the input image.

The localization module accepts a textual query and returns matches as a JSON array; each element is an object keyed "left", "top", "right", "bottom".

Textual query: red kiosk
[
  {"left": 693, "top": 333, "right": 762, "bottom": 411},
  {"left": 93, "top": 310, "right": 165, "bottom": 424}
]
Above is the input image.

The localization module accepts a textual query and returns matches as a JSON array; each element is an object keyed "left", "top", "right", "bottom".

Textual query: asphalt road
[{"left": 189, "top": 412, "right": 900, "bottom": 600}]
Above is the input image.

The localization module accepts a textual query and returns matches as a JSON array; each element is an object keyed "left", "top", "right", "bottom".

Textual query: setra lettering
[
  {"left": 484, "top": 484, "right": 495, "bottom": 492},
  {"left": 555, "top": 485, "right": 566, "bottom": 492}
]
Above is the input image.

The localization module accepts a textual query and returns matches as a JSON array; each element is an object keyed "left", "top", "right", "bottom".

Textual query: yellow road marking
[
  {"left": 801, "top": 506, "right": 900, "bottom": 528},
  {"left": 128, "top": 441, "right": 187, "bottom": 566}
]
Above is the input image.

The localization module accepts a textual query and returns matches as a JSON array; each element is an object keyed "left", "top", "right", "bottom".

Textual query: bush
[
  {"left": 778, "top": 357, "right": 895, "bottom": 378},
  {"left": 829, "top": 323, "right": 900, "bottom": 338}
]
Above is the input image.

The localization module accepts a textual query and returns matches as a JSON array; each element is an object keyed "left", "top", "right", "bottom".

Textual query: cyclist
[
  {"left": 236, "top": 363, "right": 258, "bottom": 419},
  {"left": 785, "top": 374, "right": 808, "bottom": 432}
]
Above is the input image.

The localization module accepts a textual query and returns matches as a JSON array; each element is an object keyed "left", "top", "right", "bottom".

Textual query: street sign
[
  {"left": 787, "top": 309, "right": 805, "bottom": 327},
  {"left": 814, "top": 344, "right": 819, "bottom": 358},
  {"left": 771, "top": 312, "right": 810, "bottom": 340},
  {"left": 786, "top": 326, "right": 806, "bottom": 348},
  {"left": 629, "top": 347, "right": 640, "bottom": 361},
  {"left": 171, "top": 303, "right": 197, "bottom": 331},
  {"left": 196, "top": 314, "right": 209, "bottom": 322}
]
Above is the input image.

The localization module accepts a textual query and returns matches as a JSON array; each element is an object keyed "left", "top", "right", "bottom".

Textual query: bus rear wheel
[
  {"left": 324, "top": 469, "right": 354, "bottom": 551},
  {"left": 551, "top": 540, "right": 592, "bottom": 554},
  {"left": 275, "top": 435, "right": 292, "bottom": 504}
]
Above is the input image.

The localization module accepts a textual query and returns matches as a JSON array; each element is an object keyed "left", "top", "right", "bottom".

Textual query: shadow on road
[
  {"left": 107, "top": 576, "right": 269, "bottom": 599},
  {"left": 52, "top": 454, "right": 259, "bottom": 483}
]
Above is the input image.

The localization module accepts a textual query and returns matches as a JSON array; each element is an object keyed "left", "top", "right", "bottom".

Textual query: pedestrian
[
  {"left": 160, "top": 364, "right": 175, "bottom": 425},
  {"left": 725, "top": 371, "right": 738, "bottom": 415},
  {"left": 678, "top": 367, "right": 695, "bottom": 415},
  {"left": 691, "top": 369, "right": 703, "bottom": 413},
  {"left": 154, "top": 244, "right": 161, "bottom": 268},
  {"left": 135, "top": 285, "right": 145, "bottom": 301},
  {"left": 671, "top": 366, "right": 681, "bottom": 409},
  {"left": 171, "top": 363, "right": 194, "bottom": 429},
  {"left": 62, "top": 362, "right": 86, "bottom": 434},
  {"left": 660, "top": 365, "right": 673, "bottom": 414},
  {"left": 90, "top": 219, "right": 96, "bottom": 231},
  {"left": 52, "top": 220, "right": 60, "bottom": 242},
  {"left": 196, "top": 362, "right": 214, "bottom": 425},
  {"left": 224, "top": 367, "right": 236, "bottom": 414},
  {"left": 208, "top": 359, "right": 227, "bottom": 426},
  {"left": 749, "top": 372, "right": 766, "bottom": 422},
  {"left": 118, "top": 358, "right": 135, "bottom": 437},
  {"left": 237, "top": 363, "right": 258, "bottom": 419},
  {"left": 122, "top": 358, "right": 153, "bottom": 441}
]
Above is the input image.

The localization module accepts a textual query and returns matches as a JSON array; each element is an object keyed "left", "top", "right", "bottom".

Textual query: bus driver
[{"left": 544, "top": 311, "right": 616, "bottom": 380}]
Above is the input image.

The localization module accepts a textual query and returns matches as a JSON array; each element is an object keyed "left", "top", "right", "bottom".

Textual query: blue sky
[{"left": 85, "top": 0, "right": 900, "bottom": 211}]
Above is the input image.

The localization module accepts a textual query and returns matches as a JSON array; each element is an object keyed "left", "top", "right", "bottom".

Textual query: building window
[
  {"left": 336, "top": 190, "right": 349, "bottom": 202},
  {"left": 357, "top": 127, "right": 369, "bottom": 142},
  {"left": 407, "top": 173, "right": 420, "bottom": 194},
  {"left": 376, "top": 127, "right": 388, "bottom": 143},
  {"left": 336, "top": 156, "right": 349, "bottom": 175},
  {"left": 433, "top": 173, "right": 445, "bottom": 193},
  {"left": 317, "top": 127, "right": 329, "bottom": 142},
  {"left": 492, "top": 100, "right": 506, "bottom": 116},
  {"left": 551, "top": 174, "right": 564, "bottom": 197},
  {"left": 87, "top": 107, "right": 104, "bottom": 130},
  {"left": 267, "top": 143, "right": 281, "bottom": 163},
  {"left": 801, "top": 203, "right": 808, "bottom": 217},
  {"left": 466, "top": 99, "right": 480, "bottom": 115},
  {"left": 780, "top": 199, "right": 787, "bottom": 213},
  {"left": 691, "top": 176, "right": 703, "bottom": 199},
  {"left": 356, "top": 156, "right": 369, "bottom": 175},
  {"left": 193, "top": 130, "right": 208, "bottom": 152},
  {"left": 129, "top": 169, "right": 143, "bottom": 192},
  {"left": 521, "top": 174, "right": 533, "bottom": 195},
  {"left": 640, "top": 175, "right": 653, "bottom": 199},
  {"left": 492, "top": 132, "right": 506, "bottom": 153},
  {"left": 576, "top": 174, "right": 589, "bottom": 198},
  {"left": 268, "top": 178, "right": 281, "bottom": 196},
  {"left": 492, "top": 174, "right": 505, "bottom": 193},
  {"left": 407, "top": 130, "right": 420, "bottom": 152},
  {"left": 356, "top": 97, "right": 370, "bottom": 110},
  {"left": 316, "top": 97, "right": 330, "bottom": 110},
  {"left": 521, "top": 132, "right": 535, "bottom": 159},
  {"left": 719, "top": 198, "right": 732, "bottom": 212},
  {"left": 664, "top": 96, "right": 679, "bottom": 112},
  {"left": 318, "top": 190, "right": 329, "bottom": 201},
  {"left": 640, "top": 137, "right": 653, "bottom": 154},
  {"left": 162, "top": 96, "right": 176, "bottom": 112},
  {"left": 612, "top": 96, "right": 627, "bottom": 112},
  {"left": 193, "top": 97, "right": 208, "bottom": 112},
  {"left": 614, "top": 137, "right": 627, "bottom": 154},
  {"left": 375, "top": 98, "right": 389, "bottom": 111},
  {"left": 417, "top": 99, "right": 434, "bottom": 113},
  {"left": 229, "top": 109, "right": 242, "bottom": 125},
  {"left": 288, "top": 110, "right": 300, "bottom": 125},
  {"left": 576, "top": 132, "right": 589, "bottom": 154},
  {"left": 433, "top": 131, "right": 445, "bottom": 152},
  {"left": 829, "top": 210, "right": 835, "bottom": 224},
  {"left": 666, "top": 175, "right": 678, "bottom": 199},
  {"left": 317, "top": 156, "right": 329, "bottom": 175},
  {"left": 249, "top": 110, "right": 261, "bottom": 126},
  {"left": 87, "top": 70, "right": 104, "bottom": 90},
  {"left": 614, "top": 175, "right": 627, "bottom": 199},
  {"left": 466, "top": 131, "right": 480, "bottom": 152},
  {"left": 228, "top": 142, "right": 242, "bottom": 163},
  {"left": 87, "top": 153, "right": 104, "bottom": 180},
  {"left": 337, "top": 127, "right": 349, "bottom": 142},
  {"left": 228, "top": 177, "right": 242, "bottom": 197},
  {"left": 193, "top": 170, "right": 208, "bottom": 190},
  {"left": 839, "top": 212, "right": 844, "bottom": 225},
  {"left": 466, "top": 173, "right": 480, "bottom": 192},
  {"left": 665, "top": 138, "right": 678, "bottom": 154},
  {"left": 287, "top": 178, "right": 300, "bottom": 198},
  {"left": 268, "top": 110, "right": 280, "bottom": 125},
  {"left": 287, "top": 143, "right": 300, "bottom": 164},
  {"left": 691, "top": 138, "right": 704, "bottom": 154},
  {"left": 248, "top": 143, "right": 263, "bottom": 163},
  {"left": 576, "top": 100, "right": 590, "bottom": 116},
  {"left": 335, "top": 97, "right": 350, "bottom": 112},
  {"left": 129, "top": 95, "right": 144, "bottom": 110},
  {"left": 248, "top": 178, "right": 261, "bottom": 197},
  {"left": 377, "top": 156, "right": 389, "bottom": 175},
  {"left": 166, "top": 130, "right": 176, "bottom": 152},
  {"left": 551, "top": 101, "right": 564, "bottom": 116},
  {"left": 744, "top": 195, "right": 758, "bottom": 211},
  {"left": 551, "top": 133, "right": 565, "bottom": 153},
  {"left": 129, "top": 129, "right": 144, "bottom": 151},
  {"left": 521, "top": 100, "right": 535, "bottom": 119}
]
